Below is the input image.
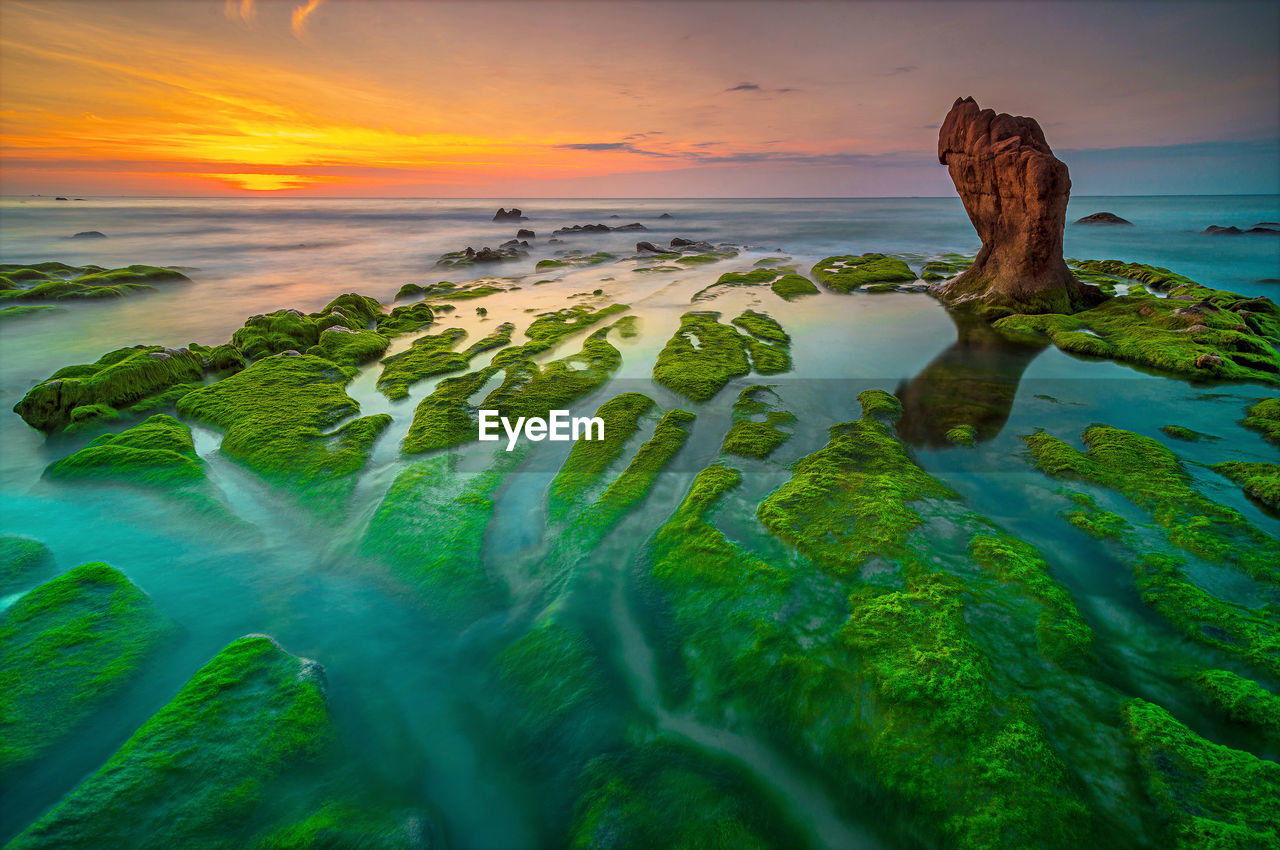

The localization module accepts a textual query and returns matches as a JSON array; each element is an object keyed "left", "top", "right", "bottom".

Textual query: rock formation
[
  {"left": 932, "top": 96, "right": 1104, "bottom": 316},
  {"left": 1074, "top": 212, "right": 1132, "bottom": 226},
  {"left": 492, "top": 207, "right": 525, "bottom": 221}
]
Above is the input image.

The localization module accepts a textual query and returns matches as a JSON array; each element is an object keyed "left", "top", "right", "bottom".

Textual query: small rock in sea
[
  {"left": 659, "top": 213, "right": 674, "bottom": 219},
  {"left": 609, "top": 214, "right": 620, "bottom": 219},
  {"left": 516, "top": 228, "right": 535, "bottom": 239},
  {"left": 71, "top": 231, "right": 107, "bottom": 239},
  {"left": 55, "top": 197, "right": 68, "bottom": 201},
  {"left": 492, "top": 207, "right": 525, "bottom": 222},
  {"left": 1074, "top": 212, "right": 1133, "bottom": 226},
  {"left": 1203, "top": 225, "right": 1244, "bottom": 235},
  {"left": 1200, "top": 224, "right": 1276, "bottom": 236},
  {"left": 636, "top": 241, "right": 668, "bottom": 253}
]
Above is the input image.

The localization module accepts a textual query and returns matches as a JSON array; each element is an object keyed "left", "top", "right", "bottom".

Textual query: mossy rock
[
  {"left": 8, "top": 635, "right": 334, "bottom": 849},
  {"left": 771, "top": 273, "right": 819, "bottom": 300},
  {"left": 1212, "top": 461, "right": 1280, "bottom": 512},
  {"left": 1123, "top": 698, "right": 1280, "bottom": 849},
  {"left": 1242, "top": 397, "right": 1280, "bottom": 446},
  {"left": 812, "top": 253, "right": 916, "bottom": 292},
  {"left": 0, "top": 263, "right": 188, "bottom": 304},
  {"left": 1190, "top": 669, "right": 1280, "bottom": 737},
  {"left": 548, "top": 393, "right": 656, "bottom": 520},
  {"left": 945, "top": 424, "right": 977, "bottom": 446},
  {"left": 690, "top": 268, "right": 780, "bottom": 302},
  {"left": 0, "top": 562, "right": 173, "bottom": 774},
  {"left": 46, "top": 414, "right": 205, "bottom": 488},
  {"left": 1159, "top": 424, "right": 1215, "bottom": 442},
  {"left": 721, "top": 385, "right": 794, "bottom": 459},
  {"left": 15, "top": 345, "right": 204, "bottom": 433},
  {"left": 652, "top": 312, "right": 751, "bottom": 402},
  {"left": 0, "top": 536, "right": 55, "bottom": 596}
]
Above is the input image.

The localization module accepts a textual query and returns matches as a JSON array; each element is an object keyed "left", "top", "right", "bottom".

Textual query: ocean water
[{"left": 0, "top": 195, "right": 1277, "bottom": 847}]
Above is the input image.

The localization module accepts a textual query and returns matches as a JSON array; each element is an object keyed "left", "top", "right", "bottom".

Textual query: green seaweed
[
  {"left": 377, "top": 323, "right": 513, "bottom": 400},
  {"left": 771, "top": 272, "right": 819, "bottom": 299},
  {"left": 812, "top": 254, "right": 917, "bottom": 292},
  {"left": 1159, "top": 425, "right": 1215, "bottom": 442},
  {"left": 45, "top": 413, "right": 205, "bottom": 487},
  {"left": 1190, "top": 669, "right": 1280, "bottom": 736},
  {"left": 0, "top": 263, "right": 188, "bottom": 303},
  {"left": 1242, "top": 397, "right": 1280, "bottom": 447},
  {"left": 1212, "top": 461, "right": 1280, "bottom": 512},
  {"left": 1061, "top": 491, "right": 1131, "bottom": 540},
  {"left": 0, "top": 536, "right": 55, "bottom": 594},
  {"left": 721, "top": 385, "right": 795, "bottom": 459},
  {"left": 9, "top": 634, "right": 334, "bottom": 849},
  {"left": 1123, "top": 697, "right": 1280, "bottom": 849},
  {"left": 652, "top": 311, "right": 751, "bottom": 402},
  {"left": 0, "top": 563, "right": 172, "bottom": 774},
  {"left": 548, "top": 393, "right": 656, "bottom": 520}
]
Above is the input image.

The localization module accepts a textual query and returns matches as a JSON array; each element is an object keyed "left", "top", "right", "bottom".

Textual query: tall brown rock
[{"left": 932, "top": 96, "right": 1104, "bottom": 316}]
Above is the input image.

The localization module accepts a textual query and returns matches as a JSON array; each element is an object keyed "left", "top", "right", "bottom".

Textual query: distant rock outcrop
[
  {"left": 492, "top": 207, "right": 525, "bottom": 222},
  {"left": 70, "top": 231, "right": 107, "bottom": 239},
  {"left": 1204, "top": 224, "right": 1279, "bottom": 236},
  {"left": 516, "top": 228, "right": 535, "bottom": 239},
  {"left": 931, "top": 96, "right": 1103, "bottom": 316},
  {"left": 1074, "top": 212, "right": 1132, "bottom": 226},
  {"left": 552, "top": 223, "right": 648, "bottom": 235}
]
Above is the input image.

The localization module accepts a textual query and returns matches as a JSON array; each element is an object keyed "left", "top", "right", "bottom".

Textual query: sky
[{"left": 1, "top": 0, "right": 1277, "bottom": 197}]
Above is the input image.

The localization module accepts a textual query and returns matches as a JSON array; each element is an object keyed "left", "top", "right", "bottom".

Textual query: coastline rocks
[
  {"left": 437, "top": 244, "right": 526, "bottom": 267},
  {"left": 659, "top": 212, "right": 674, "bottom": 218},
  {"left": 932, "top": 96, "right": 1104, "bottom": 316},
  {"left": 636, "top": 241, "right": 667, "bottom": 253},
  {"left": 516, "top": 228, "right": 535, "bottom": 239},
  {"left": 1074, "top": 212, "right": 1132, "bottom": 226},
  {"left": 1204, "top": 224, "right": 1279, "bottom": 236},
  {"left": 70, "top": 230, "right": 108, "bottom": 239},
  {"left": 492, "top": 207, "right": 525, "bottom": 221},
  {"left": 553, "top": 222, "right": 648, "bottom": 235}
]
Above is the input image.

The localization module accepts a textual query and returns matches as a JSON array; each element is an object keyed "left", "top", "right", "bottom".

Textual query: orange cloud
[{"left": 291, "top": 0, "right": 326, "bottom": 36}]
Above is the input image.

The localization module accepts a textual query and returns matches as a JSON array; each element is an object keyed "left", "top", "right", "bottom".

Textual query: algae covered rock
[
  {"left": 14, "top": 345, "right": 204, "bottom": 433},
  {"left": 9, "top": 634, "right": 333, "bottom": 849},
  {"left": 653, "top": 310, "right": 793, "bottom": 402},
  {"left": 1124, "top": 698, "right": 1280, "bottom": 849},
  {"left": 1212, "top": 461, "right": 1280, "bottom": 511},
  {"left": 0, "top": 536, "right": 55, "bottom": 594},
  {"left": 0, "top": 562, "right": 172, "bottom": 774},
  {"left": 721, "top": 385, "right": 795, "bottom": 459},
  {"left": 0, "top": 262, "right": 188, "bottom": 303},
  {"left": 812, "top": 253, "right": 916, "bottom": 292},
  {"left": 1242, "top": 397, "right": 1280, "bottom": 446},
  {"left": 45, "top": 413, "right": 205, "bottom": 487},
  {"left": 1190, "top": 669, "right": 1280, "bottom": 736}
]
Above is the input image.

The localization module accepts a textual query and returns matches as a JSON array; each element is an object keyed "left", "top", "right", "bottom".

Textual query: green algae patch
[
  {"left": 653, "top": 311, "right": 751, "bottom": 401},
  {"left": 1022, "top": 425, "right": 1280, "bottom": 582},
  {"left": 812, "top": 253, "right": 917, "bottom": 292},
  {"left": 9, "top": 634, "right": 334, "bottom": 850},
  {"left": 1242, "top": 397, "right": 1280, "bottom": 446},
  {"left": 363, "top": 450, "right": 521, "bottom": 618},
  {"left": 376, "top": 300, "right": 435, "bottom": 335},
  {"left": 0, "top": 562, "right": 172, "bottom": 774},
  {"left": 484, "top": 327, "right": 621, "bottom": 422},
  {"left": 945, "top": 423, "right": 977, "bottom": 446},
  {"left": 568, "top": 739, "right": 811, "bottom": 850},
  {"left": 771, "top": 272, "right": 819, "bottom": 300},
  {"left": 252, "top": 801, "right": 423, "bottom": 849},
  {"left": 548, "top": 392, "right": 656, "bottom": 520},
  {"left": 690, "top": 268, "right": 780, "bottom": 302},
  {"left": 1212, "top": 461, "right": 1280, "bottom": 512},
  {"left": 176, "top": 355, "right": 386, "bottom": 507},
  {"left": 536, "top": 251, "right": 616, "bottom": 271},
  {"left": 732, "top": 309, "right": 792, "bottom": 375},
  {"left": 1061, "top": 491, "right": 1131, "bottom": 540},
  {"left": 920, "top": 256, "right": 973, "bottom": 281},
  {"left": 0, "top": 262, "right": 188, "bottom": 303},
  {"left": 1159, "top": 424, "right": 1216, "bottom": 442},
  {"left": 721, "top": 385, "right": 795, "bottom": 460},
  {"left": 1123, "top": 697, "right": 1280, "bottom": 849},
  {"left": 377, "top": 323, "right": 513, "bottom": 400},
  {"left": 1191, "top": 669, "right": 1280, "bottom": 736},
  {"left": 758, "top": 390, "right": 956, "bottom": 575},
  {"left": 969, "top": 534, "right": 1094, "bottom": 663},
  {"left": 994, "top": 264, "right": 1280, "bottom": 385},
  {"left": 0, "top": 304, "right": 60, "bottom": 320},
  {"left": 46, "top": 413, "right": 205, "bottom": 487},
  {"left": 15, "top": 345, "right": 204, "bottom": 433},
  {"left": 0, "top": 536, "right": 55, "bottom": 594},
  {"left": 306, "top": 326, "right": 389, "bottom": 367},
  {"left": 586, "top": 409, "right": 695, "bottom": 533},
  {"left": 1134, "top": 554, "right": 1280, "bottom": 678},
  {"left": 675, "top": 250, "right": 738, "bottom": 266}
]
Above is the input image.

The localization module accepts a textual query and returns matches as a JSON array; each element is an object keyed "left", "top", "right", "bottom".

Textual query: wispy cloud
[
  {"left": 878, "top": 65, "right": 918, "bottom": 77},
  {"left": 725, "top": 82, "right": 761, "bottom": 92},
  {"left": 223, "top": 0, "right": 327, "bottom": 38},
  {"left": 725, "top": 82, "right": 798, "bottom": 95},
  {"left": 291, "top": 0, "right": 326, "bottom": 36},
  {"left": 556, "top": 141, "right": 679, "bottom": 159}
]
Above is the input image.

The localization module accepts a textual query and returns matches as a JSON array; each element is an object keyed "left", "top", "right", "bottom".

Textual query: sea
[{"left": 0, "top": 195, "right": 1277, "bottom": 847}]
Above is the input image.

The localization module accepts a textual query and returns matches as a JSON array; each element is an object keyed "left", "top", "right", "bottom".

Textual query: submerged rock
[
  {"left": 0, "top": 536, "right": 55, "bottom": 595},
  {"left": 932, "top": 96, "right": 1104, "bottom": 315},
  {"left": 0, "top": 262, "right": 188, "bottom": 304},
  {"left": 1204, "top": 224, "right": 1279, "bottom": 236},
  {"left": 553, "top": 222, "right": 648, "bottom": 235},
  {"left": 1074, "top": 212, "right": 1132, "bottom": 226}
]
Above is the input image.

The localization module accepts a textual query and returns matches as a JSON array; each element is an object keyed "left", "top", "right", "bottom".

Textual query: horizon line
[{"left": 5, "top": 193, "right": 1280, "bottom": 201}]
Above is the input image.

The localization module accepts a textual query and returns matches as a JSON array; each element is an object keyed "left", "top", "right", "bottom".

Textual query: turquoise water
[{"left": 1, "top": 195, "right": 1277, "bottom": 847}]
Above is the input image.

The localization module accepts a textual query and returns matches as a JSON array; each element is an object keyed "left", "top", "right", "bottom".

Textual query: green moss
[
  {"left": 376, "top": 301, "right": 434, "bottom": 335},
  {"left": 1190, "top": 669, "right": 1280, "bottom": 736},
  {"left": 483, "top": 328, "right": 622, "bottom": 422},
  {"left": 994, "top": 267, "right": 1280, "bottom": 385},
  {"left": 363, "top": 450, "right": 522, "bottom": 617},
  {"left": 1061, "top": 491, "right": 1131, "bottom": 540},
  {"left": 9, "top": 634, "right": 334, "bottom": 849},
  {"left": 968, "top": 534, "right": 1094, "bottom": 663},
  {"left": 1134, "top": 554, "right": 1279, "bottom": 678},
  {"left": 232, "top": 309, "right": 322, "bottom": 359},
  {"left": 428, "top": 282, "right": 504, "bottom": 300},
  {"left": 377, "top": 323, "right": 513, "bottom": 400},
  {"left": 252, "top": 802, "right": 416, "bottom": 849},
  {"left": 675, "top": 250, "right": 738, "bottom": 265},
  {"left": 758, "top": 390, "right": 956, "bottom": 575},
  {"left": 14, "top": 345, "right": 205, "bottom": 433},
  {"left": 732, "top": 310, "right": 791, "bottom": 375},
  {"left": 0, "top": 536, "right": 55, "bottom": 595},
  {"left": 569, "top": 739, "right": 810, "bottom": 850},
  {"left": 1159, "top": 425, "right": 1215, "bottom": 442},
  {"left": 46, "top": 413, "right": 205, "bottom": 487},
  {"left": 0, "top": 562, "right": 172, "bottom": 774},
  {"left": 306, "top": 326, "right": 389, "bottom": 366},
  {"left": 771, "top": 272, "right": 819, "bottom": 299},
  {"left": 812, "top": 253, "right": 917, "bottom": 292},
  {"left": 1022, "top": 425, "right": 1280, "bottom": 582},
  {"left": 587, "top": 409, "right": 695, "bottom": 532},
  {"left": 0, "top": 263, "right": 189, "bottom": 302},
  {"left": 537, "top": 251, "right": 615, "bottom": 271},
  {"left": 548, "top": 393, "right": 656, "bottom": 520},
  {"left": 920, "top": 257, "right": 973, "bottom": 282},
  {"left": 721, "top": 385, "right": 794, "bottom": 459},
  {"left": 945, "top": 424, "right": 977, "bottom": 446},
  {"left": 1212, "top": 461, "right": 1280, "bottom": 512},
  {"left": 652, "top": 311, "right": 751, "bottom": 402},
  {"left": 176, "top": 355, "right": 386, "bottom": 508},
  {"left": 0, "top": 304, "right": 60, "bottom": 320},
  {"left": 1242, "top": 397, "right": 1280, "bottom": 447},
  {"left": 1123, "top": 697, "right": 1280, "bottom": 849},
  {"left": 690, "top": 268, "right": 780, "bottom": 302}
]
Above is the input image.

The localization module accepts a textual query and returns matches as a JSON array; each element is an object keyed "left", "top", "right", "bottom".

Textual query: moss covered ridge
[
  {"left": 0, "top": 262, "right": 189, "bottom": 303},
  {"left": 812, "top": 253, "right": 918, "bottom": 293},
  {"left": 721, "top": 385, "right": 795, "bottom": 459},
  {"left": 652, "top": 310, "right": 792, "bottom": 402},
  {"left": 994, "top": 261, "right": 1280, "bottom": 385},
  {"left": 45, "top": 413, "right": 205, "bottom": 487},
  {"left": 0, "top": 562, "right": 173, "bottom": 775},
  {"left": 9, "top": 634, "right": 334, "bottom": 849}
]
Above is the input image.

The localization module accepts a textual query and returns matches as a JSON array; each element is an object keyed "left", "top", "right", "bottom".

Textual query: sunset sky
[{"left": 1, "top": 0, "right": 1277, "bottom": 197}]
